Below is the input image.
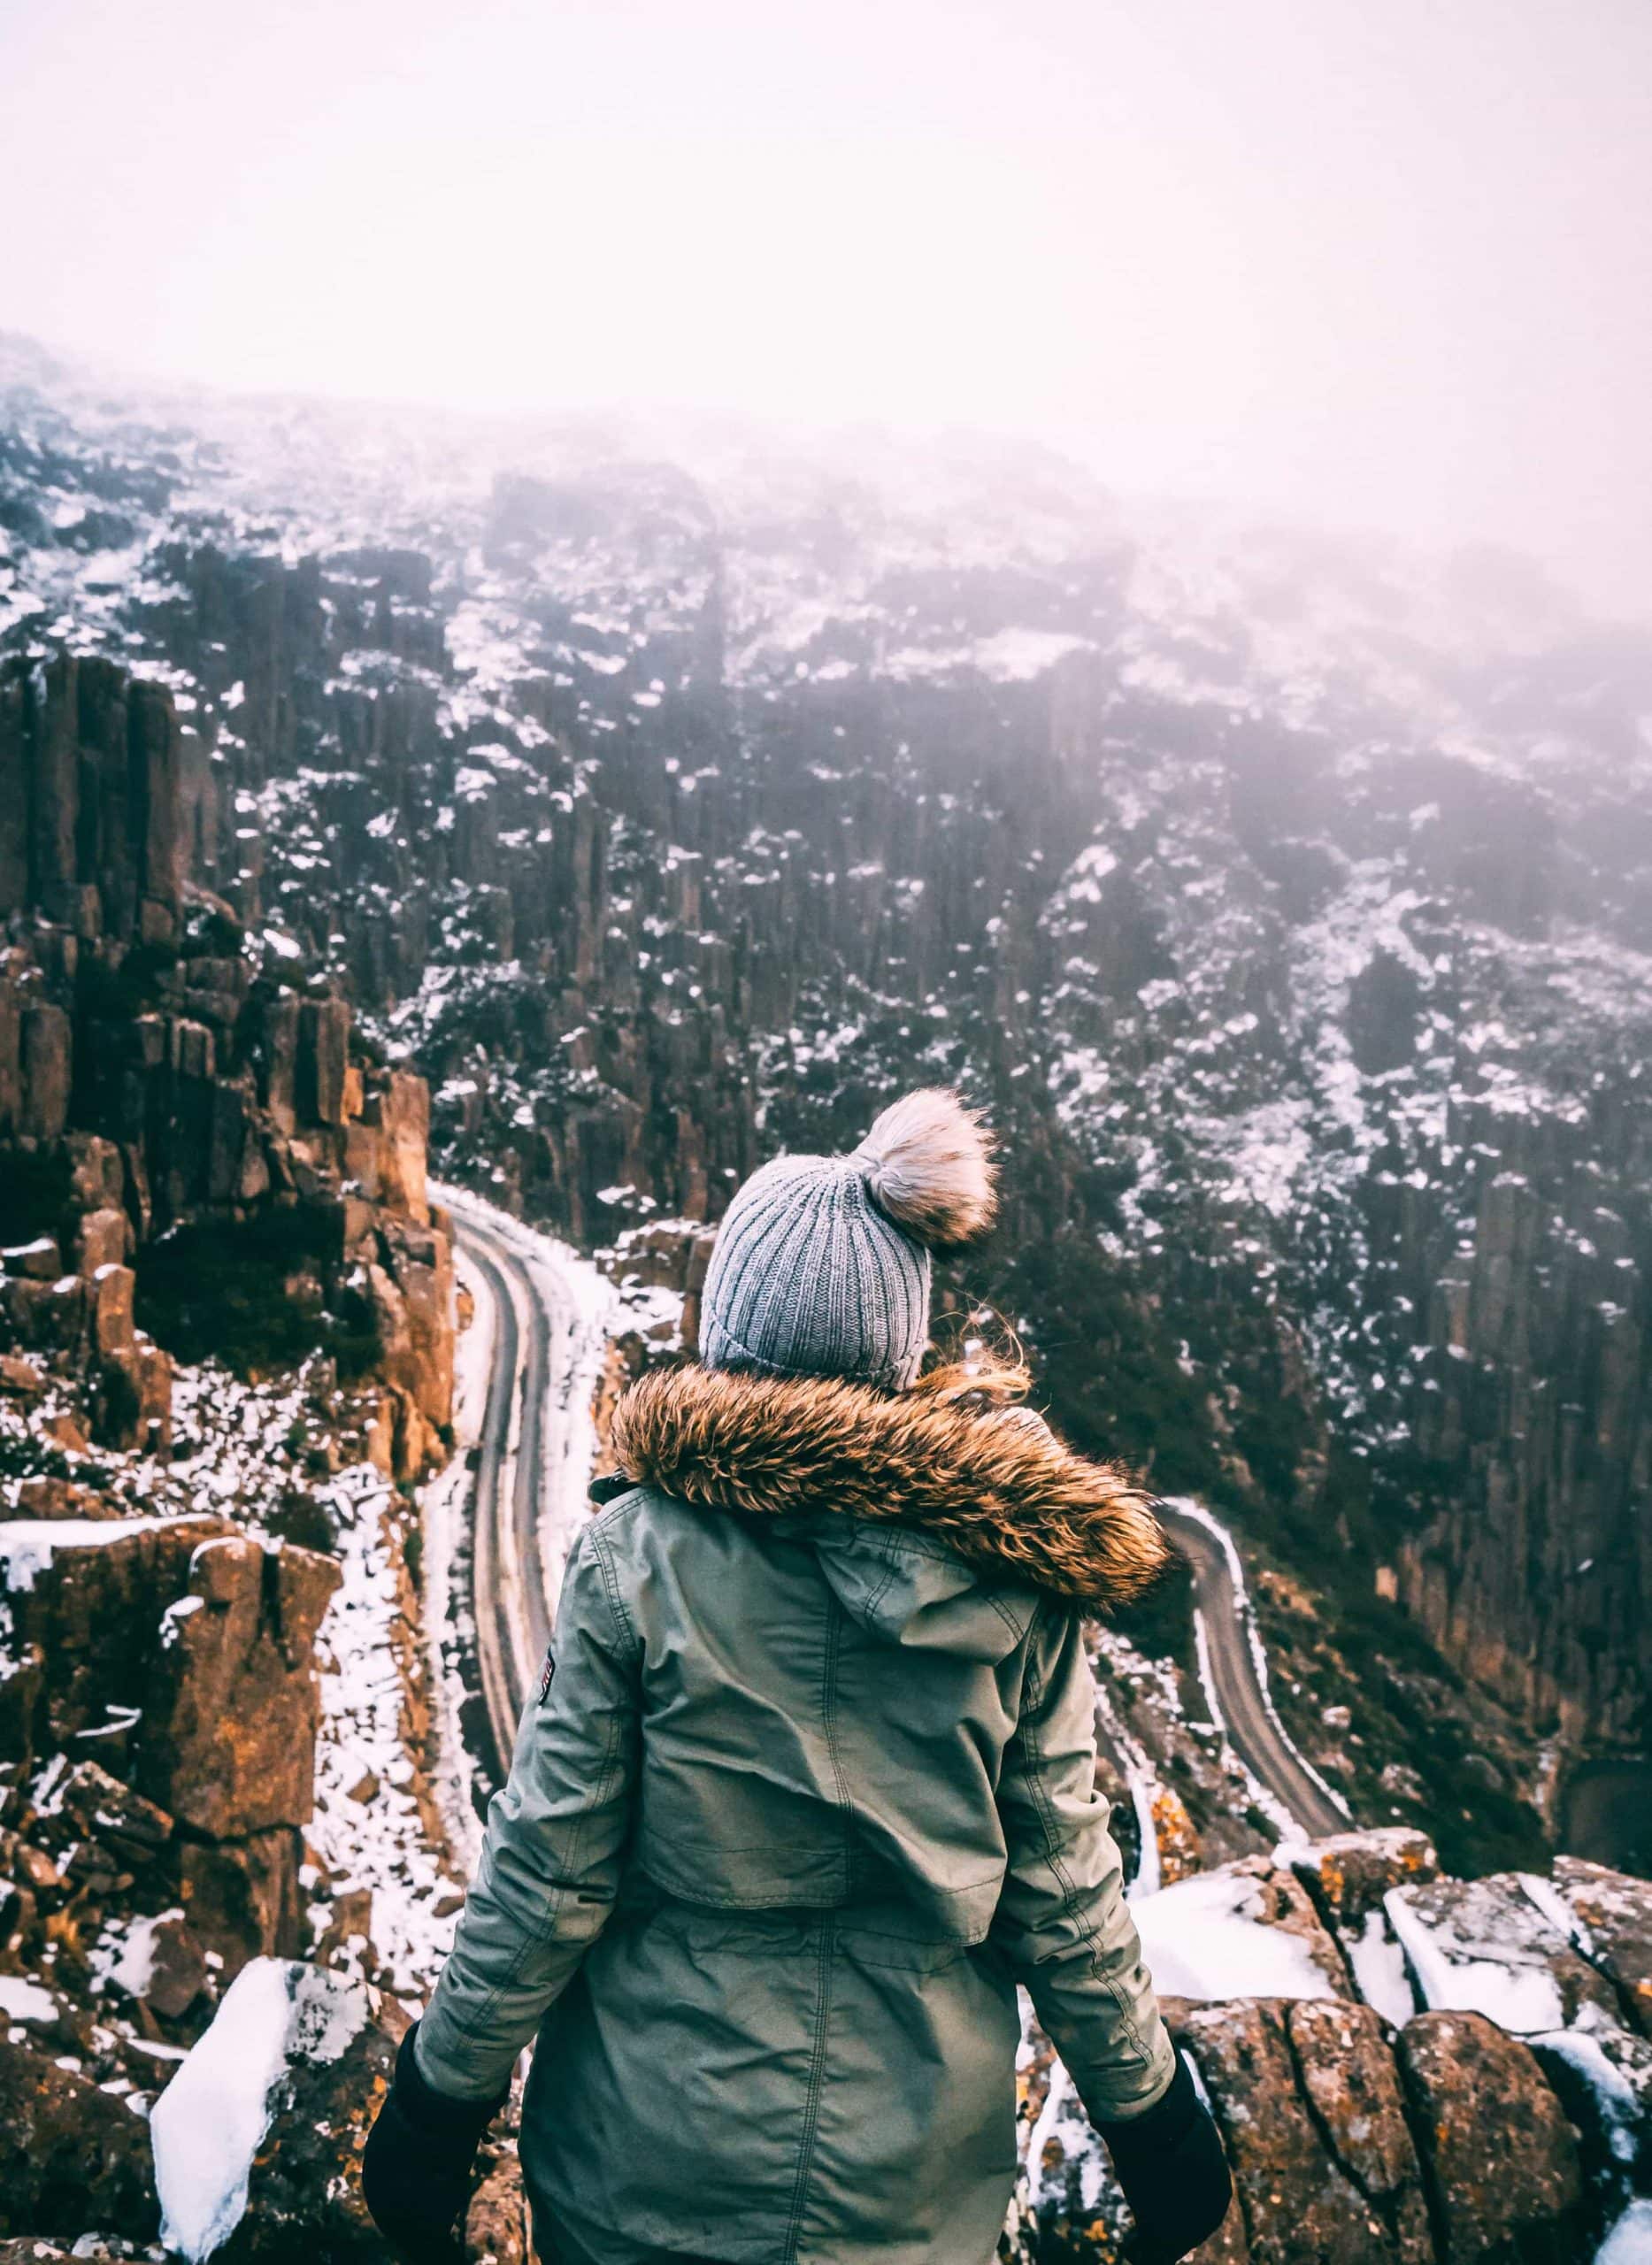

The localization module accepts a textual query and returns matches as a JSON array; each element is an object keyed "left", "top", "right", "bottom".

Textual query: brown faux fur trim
[{"left": 606, "top": 1364, "right": 1172, "bottom": 1615}]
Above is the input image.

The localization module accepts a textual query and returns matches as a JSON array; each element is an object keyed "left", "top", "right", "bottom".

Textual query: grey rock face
[{"left": 3, "top": 353, "right": 1648, "bottom": 1754}]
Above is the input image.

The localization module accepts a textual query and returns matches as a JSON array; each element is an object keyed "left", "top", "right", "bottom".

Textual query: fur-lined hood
[{"left": 603, "top": 1363, "right": 1172, "bottom": 1615}]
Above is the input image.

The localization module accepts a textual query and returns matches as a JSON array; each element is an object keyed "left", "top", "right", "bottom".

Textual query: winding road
[
  {"left": 442, "top": 1191, "right": 613, "bottom": 1782},
  {"left": 445, "top": 1194, "right": 1351, "bottom": 1841},
  {"left": 1154, "top": 1501, "right": 1349, "bottom": 1839}
]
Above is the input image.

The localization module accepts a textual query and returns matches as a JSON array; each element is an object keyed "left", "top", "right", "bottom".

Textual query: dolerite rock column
[
  {"left": 0, "top": 2036, "right": 159, "bottom": 2241},
  {"left": 1397, "top": 2012, "right": 1587, "bottom": 2263},
  {"left": 1, "top": 1516, "right": 340, "bottom": 1977},
  {"left": 0, "top": 653, "right": 456, "bottom": 1469}
]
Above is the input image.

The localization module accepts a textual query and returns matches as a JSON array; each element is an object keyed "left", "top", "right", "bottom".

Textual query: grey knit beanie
[{"left": 699, "top": 1089, "right": 997, "bottom": 1390}]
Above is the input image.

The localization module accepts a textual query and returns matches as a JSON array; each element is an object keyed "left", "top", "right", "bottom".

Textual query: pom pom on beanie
[{"left": 851, "top": 1088, "right": 997, "bottom": 1250}]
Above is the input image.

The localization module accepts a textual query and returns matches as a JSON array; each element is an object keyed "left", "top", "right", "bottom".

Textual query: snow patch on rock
[
  {"left": 1133, "top": 1869, "right": 1341, "bottom": 2002},
  {"left": 1383, "top": 1886, "right": 1567, "bottom": 2033},
  {"left": 0, "top": 1515, "right": 169, "bottom": 1592},
  {"left": 150, "top": 1957, "right": 368, "bottom": 2262}
]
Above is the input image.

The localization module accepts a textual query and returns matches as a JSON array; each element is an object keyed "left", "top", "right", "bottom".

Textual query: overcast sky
[{"left": 3, "top": 0, "right": 1648, "bottom": 609}]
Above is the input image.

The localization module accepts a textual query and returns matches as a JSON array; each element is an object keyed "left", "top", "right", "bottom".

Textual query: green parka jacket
[{"left": 417, "top": 1364, "right": 1179, "bottom": 2265}]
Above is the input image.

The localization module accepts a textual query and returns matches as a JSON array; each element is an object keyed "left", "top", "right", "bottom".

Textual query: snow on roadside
[
  {"left": 434, "top": 1181, "right": 617, "bottom": 1331},
  {"left": 434, "top": 1180, "right": 621, "bottom": 1615},
  {"left": 306, "top": 1456, "right": 464, "bottom": 2000},
  {"left": 1190, "top": 1602, "right": 1298, "bottom": 1840},
  {"left": 1088, "top": 1618, "right": 1278, "bottom": 1889},
  {"left": 417, "top": 1233, "right": 496, "bottom": 1874},
  {"left": 419, "top": 1182, "right": 649, "bottom": 1859}
]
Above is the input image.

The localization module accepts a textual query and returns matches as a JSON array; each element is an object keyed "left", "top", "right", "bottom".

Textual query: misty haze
[{"left": 1, "top": 4, "right": 1649, "bottom": 2263}]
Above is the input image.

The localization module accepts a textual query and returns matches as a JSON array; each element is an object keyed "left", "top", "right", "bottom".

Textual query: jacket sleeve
[
  {"left": 991, "top": 1606, "right": 1177, "bottom": 2123},
  {"left": 414, "top": 1523, "right": 642, "bottom": 2100}
]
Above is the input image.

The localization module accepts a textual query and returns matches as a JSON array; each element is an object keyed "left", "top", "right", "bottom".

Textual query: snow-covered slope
[{"left": 4, "top": 333, "right": 1648, "bottom": 1829}]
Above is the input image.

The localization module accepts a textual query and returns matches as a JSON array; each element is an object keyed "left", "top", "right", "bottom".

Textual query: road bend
[
  {"left": 443, "top": 1192, "right": 590, "bottom": 1784},
  {"left": 1154, "top": 1499, "right": 1349, "bottom": 1840}
]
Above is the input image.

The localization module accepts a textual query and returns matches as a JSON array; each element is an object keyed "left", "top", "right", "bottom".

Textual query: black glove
[
  {"left": 362, "top": 2021, "right": 507, "bottom": 2264},
  {"left": 1100, "top": 2051, "right": 1232, "bottom": 2264}
]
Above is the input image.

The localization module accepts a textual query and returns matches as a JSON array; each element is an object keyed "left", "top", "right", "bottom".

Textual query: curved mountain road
[
  {"left": 1154, "top": 1500, "right": 1349, "bottom": 1840},
  {"left": 443, "top": 1194, "right": 1350, "bottom": 1840},
  {"left": 443, "top": 1192, "right": 610, "bottom": 1782}
]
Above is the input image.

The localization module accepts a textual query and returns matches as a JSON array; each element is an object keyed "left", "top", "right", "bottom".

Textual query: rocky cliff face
[
  {"left": 0, "top": 1295, "right": 478, "bottom": 2246},
  {"left": 0, "top": 646, "right": 454, "bottom": 1477},
  {"left": 2, "top": 1516, "right": 337, "bottom": 1984},
  {"left": 2, "top": 338, "right": 1647, "bottom": 1793}
]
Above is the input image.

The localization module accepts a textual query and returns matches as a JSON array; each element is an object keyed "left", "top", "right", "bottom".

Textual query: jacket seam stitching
[
  {"left": 589, "top": 1530, "right": 642, "bottom": 1662},
  {"left": 781, "top": 1915, "right": 836, "bottom": 2261},
  {"left": 454, "top": 1693, "right": 624, "bottom": 2053},
  {"left": 861, "top": 1549, "right": 903, "bottom": 1619},
  {"left": 1019, "top": 1632, "right": 1154, "bottom": 2074},
  {"left": 985, "top": 1588, "right": 1029, "bottom": 1639},
  {"left": 818, "top": 1595, "right": 856, "bottom": 1896}
]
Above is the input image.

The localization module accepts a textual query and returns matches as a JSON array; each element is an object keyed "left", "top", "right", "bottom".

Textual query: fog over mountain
[{"left": 4, "top": 0, "right": 1650, "bottom": 610}]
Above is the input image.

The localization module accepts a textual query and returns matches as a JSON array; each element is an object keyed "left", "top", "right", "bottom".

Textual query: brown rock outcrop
[
  {"left": 1, "top": 1513, "right": 232, "bottom": 1762},
  {"left": 2, "top": 1515, "right": 337, "bottom": 1977},
  {"left": 173, "top": 1828, "right": 307, "bottom": 1972},
  {"left": 466, "top": 2153, "right": 533, "bottom": 2265},
  {"left": 1288, "top": 1827, "right": 1441, "bottom": 1931},
  {"left": 1019, "top": 1840, "right": 1650, "bottom": 2263},
  {"left": 0, "top": 2036, "right": 158, "bottom": 2242},
  {"left": 0, "top": 649, "right": 454, "bottom": 1467},
  {"left": 1396, "top": 2011, "right": 1587, "bottom": 2263},
  {"left": 134, "top": 1532, "right": 341, "bottom": 1838},
  {"left": 1170, "top": 1996, "right": 1429, "bottom": 2264}
]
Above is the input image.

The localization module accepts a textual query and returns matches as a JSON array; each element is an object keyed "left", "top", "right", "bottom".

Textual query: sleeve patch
[{"left": 538, "top": 1647, "right": 556, "bottom": 1703}]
